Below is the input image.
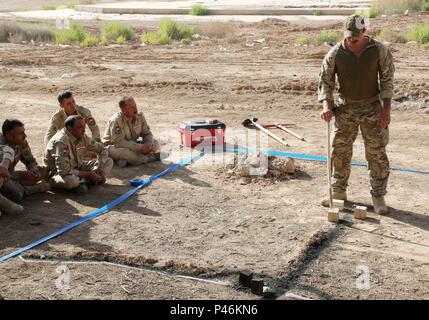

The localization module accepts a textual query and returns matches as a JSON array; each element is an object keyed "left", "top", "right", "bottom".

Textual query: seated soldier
[
  {"left": 44, "top": 115, "right": 113, "bottom": 194},
  {"left": 0, "top": 119, "right": 50, "bottom": 215},
  {"left": 102, "top": 96, "right": 161, "bottom": 167},
  {"left": 44, "top": 90, "right": 100, "bottom": 146}
]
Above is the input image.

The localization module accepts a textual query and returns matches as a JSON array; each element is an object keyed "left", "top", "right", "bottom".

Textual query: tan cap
[{"left": 344, "top": 14, "right": 366, "bottom": 38}]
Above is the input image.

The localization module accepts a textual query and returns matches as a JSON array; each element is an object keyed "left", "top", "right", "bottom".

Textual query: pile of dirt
[{"left": 217, "top": 152, "right": 298, "bottom": 185}]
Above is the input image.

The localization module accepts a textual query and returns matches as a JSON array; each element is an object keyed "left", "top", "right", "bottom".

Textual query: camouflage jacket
[
  {"left": 0, "top": 133, "right": 38, "bottom": 176},
  {"left": 318, "top": 37, "right": 395, "bottom": 105},
  {"left": 102, "top": 111, "right": 154, "bottom": 151},
  {"left": 44, "top": 105, "right": 100, "bottom": 146},
  {"left": 44, "top": 128, "right": 109, "bottom": 177}
]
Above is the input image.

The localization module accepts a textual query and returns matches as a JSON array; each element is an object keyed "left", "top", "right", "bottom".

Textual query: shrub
[
  {"left": 296, "top": 36, "right": 311, "bottom": 45},
  {"left": 0, "top": 22, "right": 54, "bottom": 43},
  {"left": 142, "top": 19, "right": 194, "bottom": 45},
  {"left": 408, "top": 24, "right": 429, "bottom": 44},
  {"left": 101, "top": 21, "right": 133, "bottom": 45},
  {"left": 142, "top": 31, "right": 171, "bottom": 45},
  {"left": 356, "top": 7, "right": 379, "bottom": 18},
  {"left": 376, "top": 28, "right": 408, "bottom": 43},
  {"left": 189, "top": 4, "right": 209, "bottom": 16},
  {"left": 317, "top": 31, "right": 338, "bottom": 44},
  {"left": 312, "top": 10, "right": 321, "bottom": 16},
  {"left": 43, "top": 4, "right": 57, "bottom": 10},
  {"left": 80, "top": 34, "right": 99, "bottom": 47},
  {"left": 373, "top": 0, "right": 429, "bottom": 14},
  {"left": 54, "top": 23, "right": 86, "bottom": 44}
]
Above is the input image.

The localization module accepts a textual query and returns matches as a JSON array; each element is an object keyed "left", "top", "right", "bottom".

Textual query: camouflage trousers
[
  {"left": 108, "top": 139, "right": 160, "bottom": 165},
  {"left": 332, "top": 100, "right": 390, "bottom": 196},
  {"left": 50, "top": 158, "right": 113, "bottom": 190},
  {"left": 0, "top": 167, "right": 48, "bottom": 202}
]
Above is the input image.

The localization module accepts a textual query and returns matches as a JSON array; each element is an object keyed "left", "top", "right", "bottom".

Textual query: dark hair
[
  {"left": 118, "top": 96, "right": 134, "bottom": 109},
  {"left": 2, "top": 119, "right": 24, "bottom": 136},
  {"left": 58, "top": 90, "right": 73, "bottom": 103},
  {"left": 64, "top": 115, "right": 83, "bottom": 129}
]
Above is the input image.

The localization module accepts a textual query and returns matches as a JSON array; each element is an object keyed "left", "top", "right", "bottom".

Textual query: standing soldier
[
  {"left": 44, "top": 115, "right": 113, "bottom": 194},
  {"left": 102, "top": 96, "right": 161, "bottom": 167},
  {"left": 44, "top": 90, "right": 100, "bottom": 146},
  {"left": 0, "top": 119, "right": 50, "bottom": 215},
  {"left": 319, "top": 14, "right": 395, "bottom": 214}
]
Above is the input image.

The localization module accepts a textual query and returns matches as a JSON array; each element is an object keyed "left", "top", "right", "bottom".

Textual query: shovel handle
[
  {"left": 276, "top": 124, "right": 305, "bottom": 141},
  {"left": 327, "top": 121, "right": 333, "bottom": 208}
]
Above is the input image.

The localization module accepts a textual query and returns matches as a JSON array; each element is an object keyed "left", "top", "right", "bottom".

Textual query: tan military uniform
[
  {"left": 44, "top": 128, "right": 113, "bottom": 190},
  {"left": 0, "top": 134, "right": 46, "bottom": 202},
  {"left": 44, "top": 105, "right": 100, "bottom": 146},
  {"left": 102, "top": 111, "right": 160, "bottom": 165},
  {"left": 318, "top": 37, "right": 395, "bottom": 196}
]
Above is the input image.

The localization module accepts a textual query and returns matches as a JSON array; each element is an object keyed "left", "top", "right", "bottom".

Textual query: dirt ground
[{"left": 0, "top": 10, "right": 428, "bottom": 300}]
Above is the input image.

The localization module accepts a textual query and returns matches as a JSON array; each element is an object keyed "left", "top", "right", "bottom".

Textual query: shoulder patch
[
  {"left": 87, "top": 117, "right": 96, "bottom": 126},
  {"left": 115, "top": 126, "right": 122, "bottom": 135}
]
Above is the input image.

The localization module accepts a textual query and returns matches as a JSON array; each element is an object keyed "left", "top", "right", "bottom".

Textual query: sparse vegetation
[
  {"left": 43, "top": 4, "right": 57, "bottom": 10},
  {"left": 317, "top": 31, "right": 338, "bottom": 44},
  {"left": 0, "top": 22, "right": 54, "bottom": 43},
  {"left": 54, "top": 23, "right": 86, "bottom": 44},
  {"left": 356, "top": 7, "right": 379, "bottom": 18},
  {"left": 372, "top": 0, "right": 429, "bottom": 14},
  {"left": 189, "top": 4, "right": 209, "bottom": 16},
  {"left": 408, "top": 24, "right": 429, "bottom": 44},
  {"left": 296, "top": 36, "right": 311, "bottom": 46},
  {"left": 142, "top": 19, "right": 195, "bottom": 45},
  {"left": 79, "top": 34, "right": 99, "bottom": 47},
  {"left": 43, "top": 2, "right": 75, "bottom": 10},
  {"left": 101, "top": 21, "right": 133, "bottom": 45},
  {"left": 312, "top": 10, "right": 321, "bottom": 16},
  {"left": 376, "top": 28, "right": 408, "bottom": 43}
]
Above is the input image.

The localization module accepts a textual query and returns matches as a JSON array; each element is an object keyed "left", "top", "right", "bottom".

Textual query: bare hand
[
  {"left": 320, "top": 109, "right": 333, "bottom": 122},
  {"left": 140, "top": 143, "right": 153, "bottom": 155},
  {"left": 87, "top": 171, "right": 103, "bottom": 184},
  {"left": 21, "top": 171, "right": 42, "bottom": 184},
  {"left": 377, "top": 108, "right": 391, "bottom": 129},
  {"left": 0, "top": 166, "right": 10, "bottom": 182}
]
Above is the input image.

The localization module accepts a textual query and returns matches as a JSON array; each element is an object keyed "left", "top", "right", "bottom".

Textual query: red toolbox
[{"left": 180, "top": 120, "right": 226, "bottom": 148}]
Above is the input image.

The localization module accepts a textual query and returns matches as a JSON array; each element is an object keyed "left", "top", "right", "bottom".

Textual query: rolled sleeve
[
  {"left": 378, "top": 44, "right": 395, "bottom": 99},
  {"left": 318, "top": 46, "right": 339, "bottom": 102}
]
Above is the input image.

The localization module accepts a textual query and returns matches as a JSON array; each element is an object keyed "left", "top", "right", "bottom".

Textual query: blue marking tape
[
  {"left": 224, "top": 147, "right": 429, "bottom": 175},
  {"left": 0, "top": 151, "right": 205, "bottom": 263}
]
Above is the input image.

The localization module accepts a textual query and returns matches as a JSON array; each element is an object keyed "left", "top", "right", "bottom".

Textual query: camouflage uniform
[
  {"left": 44, "top": 105, "right": 100, "bottom": 146},
  {"left": 44, "top": 128, "right": 113, "bottom": 190},
  {"left": 318, "top": 37, "right": 395, "bottom": 196},
  {"left": 0, "top": 134, "right": 46, "bottom": 202},
  {"left": 102, "top": 111, "right": 160, "bottom": 165}
]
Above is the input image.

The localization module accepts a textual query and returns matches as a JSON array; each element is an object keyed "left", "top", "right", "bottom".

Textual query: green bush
[
  {"left": 142, "top": 19, "right": 194, "bottom": 45},
  {"left": 312, "top": 10, "right": 321, "bottom": 16},
  {"left": 189, "top": 4, "right": 209, "bottom": 16},
  {"left": 159, "top": 19, "right": 194, "bottom": 40},
  {"left": 317, "top": 31, "right": 338, "bottom": 44},
  {"left": 80, "top": 34, "right": 99, "bottom": 47},
  {"left": 54, "top": 23, "right": 86, "bottom": 44},
  {"left": 43, "top": 4, "right": 57, "bottom": 10},
  {"left": 376, "top": 28, "right": 408, "bottom": 43},
  {"left": 374, "top": 0, "right": 429, "bottom": 14},
  {"left": 408, "top": 24, "right": 429, "bottom": 44},
  {"left": 296, "top": 36, "right": 311, "bottom": 45},
  {"left": 356, "top": 7, "right": 379, "bottom": 18},
  {"left": 0, "top": 22, "right": 54, "bottom": 43},
  {"left": 142, "top": 31, "right": 171, "bottom": 45},
  {"left": 101, "top": 21, "right": 133, "bottom": 45}
]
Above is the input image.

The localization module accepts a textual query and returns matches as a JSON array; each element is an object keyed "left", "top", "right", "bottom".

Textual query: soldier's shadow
[
  {"left": 386, "top": 207, "right": 429, "bottom": 232},
  {"left": 0, "top": 190, "right": 114, "bottom": 254}
]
